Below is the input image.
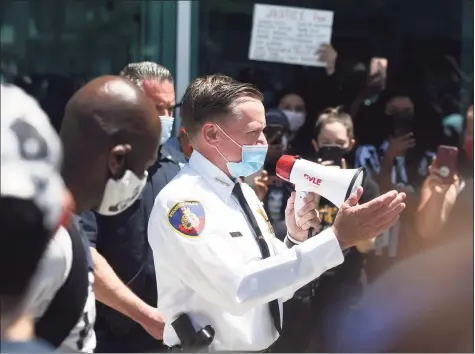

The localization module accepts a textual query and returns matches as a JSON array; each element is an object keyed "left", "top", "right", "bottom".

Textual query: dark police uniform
[{"left": 79, "top": 137, "right": 187, "bottom": 353}]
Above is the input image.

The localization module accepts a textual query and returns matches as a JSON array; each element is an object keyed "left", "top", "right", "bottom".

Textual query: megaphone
[{"left": 276, "top": 155, "right": 365, "bottom": 222}]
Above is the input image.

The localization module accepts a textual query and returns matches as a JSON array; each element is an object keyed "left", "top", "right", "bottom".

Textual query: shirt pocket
[{"left": 226, "top": 218, "right": 263, "bottom": 263}]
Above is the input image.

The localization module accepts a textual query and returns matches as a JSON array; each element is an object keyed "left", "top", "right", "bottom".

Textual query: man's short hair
[
  {"left": 314, "top": 107, "right": 354, "bottom": 140},
  {"left": 119, "top": 62, "right": 173, "bottom": 88},
  {"left": 180, "top": 74, "right": 263, "bottom": 137}
]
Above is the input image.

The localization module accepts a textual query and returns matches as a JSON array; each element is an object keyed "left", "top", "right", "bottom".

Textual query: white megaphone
[{"left": 276, "top": 155, "right": 365, "bottom": 223}]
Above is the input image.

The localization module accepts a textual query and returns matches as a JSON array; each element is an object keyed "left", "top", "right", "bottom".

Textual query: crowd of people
[{"left": 1, "top": 43, "right": 473, "bottom": 354}]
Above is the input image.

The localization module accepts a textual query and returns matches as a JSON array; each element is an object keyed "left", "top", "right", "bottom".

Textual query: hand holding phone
[
  {"left": 387, "top": 133, "right": 415, "bottom": 158},
  {"left": 369, "top": 57, "right": 388, "bottom": 78},
  {"left": 434, "top": 145, "right": 459, "bottom": 184}
]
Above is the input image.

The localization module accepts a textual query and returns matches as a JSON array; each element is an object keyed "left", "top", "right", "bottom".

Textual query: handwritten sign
[{"left": 248, "top": 4, "right": 334, "bottom": 67}]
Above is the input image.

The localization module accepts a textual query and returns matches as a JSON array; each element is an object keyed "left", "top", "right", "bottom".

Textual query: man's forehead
[
  {"left": 143, "top": 79, "right": 175, "bottom": 101},
  {"left": 280, "top": 94, "right": 304, "bottom": 106},
  {"left": 233, "top": 99, "right": 265, "bottom": 129}
]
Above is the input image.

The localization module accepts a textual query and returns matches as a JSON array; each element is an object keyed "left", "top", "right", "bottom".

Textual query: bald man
[{"left": 31, "top": 76, "right": 160, "bottom": 352}]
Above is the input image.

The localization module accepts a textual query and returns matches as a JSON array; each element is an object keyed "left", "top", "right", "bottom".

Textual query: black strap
[
  {"left": 232, "top": 183, "right": 282, "bottom": 334},
  {"left": 36, "top": 216, "right": 91, "bottom": 348}
]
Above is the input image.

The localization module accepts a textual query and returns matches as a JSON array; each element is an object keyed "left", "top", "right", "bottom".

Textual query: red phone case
[{"left": 435, "top": 145, "right": 459, "bottom": 183}]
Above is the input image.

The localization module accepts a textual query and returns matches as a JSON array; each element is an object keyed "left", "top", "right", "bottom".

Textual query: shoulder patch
[{"left": 167, "top": 201, "right": 206, "bottom": 237}]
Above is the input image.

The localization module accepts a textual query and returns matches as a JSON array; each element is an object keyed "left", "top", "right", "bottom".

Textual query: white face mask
[
  {"left": 282, "top": 110, "right": 305, "bottom": 133},
  {"left": 160, "top": 116, "right": 175, "bottom": 145},
  {"left": 95, "top": 170, "right": 148, "bottom": 216}
]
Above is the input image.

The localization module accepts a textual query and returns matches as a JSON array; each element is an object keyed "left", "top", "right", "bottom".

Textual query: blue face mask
[
  {"left": 160, "top": 116, "right": 175, "bottom": 145},
  {"left": 215, "top": 124, "right": 268, "bottom": 178}
]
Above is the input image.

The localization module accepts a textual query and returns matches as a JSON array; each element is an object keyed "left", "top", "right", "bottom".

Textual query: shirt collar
[{"left": 188, "top": 150, "right": 235, "bottom": 202}]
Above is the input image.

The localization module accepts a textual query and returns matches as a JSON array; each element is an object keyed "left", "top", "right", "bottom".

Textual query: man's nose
[{"left": 259, "top": 132, "right": 268, "bottom": 146}]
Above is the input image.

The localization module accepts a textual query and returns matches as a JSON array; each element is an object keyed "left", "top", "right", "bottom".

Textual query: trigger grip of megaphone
[{"left": 294, "top": 189, "right": 308, "bottom": 227}]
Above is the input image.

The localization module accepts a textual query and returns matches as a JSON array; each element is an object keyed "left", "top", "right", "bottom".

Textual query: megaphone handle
[
  {"left": 294, "top": 190, "right": 308, "bottom": 225},
  {"left": 295, "top": 190, "right": 316, "bottom": 240}
]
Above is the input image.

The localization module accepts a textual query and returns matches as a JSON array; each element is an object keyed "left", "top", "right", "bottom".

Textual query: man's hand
[
  {"left": 285, "top": 192, "right": 321, "bottom": 242},
  {"left": 332, "top": 187, "right": 406, "bottom": 248},
  {"left": 317, "top": 44, "right": 338, "bottom": 75},
  {"left": 254, "top": 170, "right": 269, "bottom": 201},
  {"left": 386, "top": 133, "right": 415, "bottom": 158},
  {"left": 138, "top": 305, "right": 165, "bottom": 340}
]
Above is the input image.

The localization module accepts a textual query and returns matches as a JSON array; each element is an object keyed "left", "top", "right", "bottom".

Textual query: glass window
[{"left": 1, "top": 0, "right": 176, "bottom": 131}]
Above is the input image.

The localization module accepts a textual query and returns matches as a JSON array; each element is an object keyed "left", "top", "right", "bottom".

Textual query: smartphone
[
  {"left": 319, "top": 145, "right": 344, "bottom": 167},
  {"left": 369, "top": 57, "right": 388, "bottom": 78},
  {"left": 264, "top": 125, "right": 284, "bottom": 145},
  {"left": 435, "top": 145, "right": 459, "bottom": 183}
]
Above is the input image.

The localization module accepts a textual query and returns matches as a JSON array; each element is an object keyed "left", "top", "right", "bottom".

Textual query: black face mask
[{"left": 315, "top": 144, "right": 353, "bottom": 165}]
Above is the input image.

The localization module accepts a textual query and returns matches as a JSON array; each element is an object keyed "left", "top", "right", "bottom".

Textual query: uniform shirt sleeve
[
  {"left": 78, "top": 211, "right": 99, "bottom": 248},
  {"left": 148, "top": 200, "right": 344, "bottom": 316},
  {"left": 269, "top": 236, "right": 299, "bottom": 302}
]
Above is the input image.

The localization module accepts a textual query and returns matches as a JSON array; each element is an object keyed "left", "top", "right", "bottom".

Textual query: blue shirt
[
  {"left": 1, "top": 339, "right": 56, "bottom": 353},
  {"left": 79, "top": 137, "right": 187, "bottom": 346}
]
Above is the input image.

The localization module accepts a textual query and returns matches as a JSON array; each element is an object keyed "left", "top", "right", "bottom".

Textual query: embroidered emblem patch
[
  {"left": 257, "top": 208, "right": 275, "bottom": 235},
  {"left": 168, "top": 201, "right": 205, "bottom": 237}
]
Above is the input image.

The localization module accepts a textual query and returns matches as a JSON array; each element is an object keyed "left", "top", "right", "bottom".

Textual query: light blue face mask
[
  {"left": 159, "top": 116, "right": 175, "bottom": 145},
  {"left": 215, "top": 124, "right": 268, "bottom": 178}
]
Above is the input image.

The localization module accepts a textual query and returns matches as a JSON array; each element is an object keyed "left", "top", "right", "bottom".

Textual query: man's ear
[
  {"left": 108, "top": 144, "right": 131, "bottom": 177},
  {"left": 311, "top": 139, "right": 319, "bottom": 153},
  {"left": 202, "top": 123, "right": 219, "bottom": 146}
]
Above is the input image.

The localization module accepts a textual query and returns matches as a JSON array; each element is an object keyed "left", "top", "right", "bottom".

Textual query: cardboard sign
[{"left": 248, "top": 4, "right": 334, "bottom": 67}]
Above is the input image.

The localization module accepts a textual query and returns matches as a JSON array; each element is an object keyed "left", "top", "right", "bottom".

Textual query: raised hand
[
  {"left": 386, "top": 133, "right": 416, "bottom": 158},
  {"left": 332, "top": 187, "right": 406, "bottom": 248}
]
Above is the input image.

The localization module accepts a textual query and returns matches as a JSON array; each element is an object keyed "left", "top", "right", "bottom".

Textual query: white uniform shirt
[{"left": 148, "top": 151, "right": 344, "bottom": 352}]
